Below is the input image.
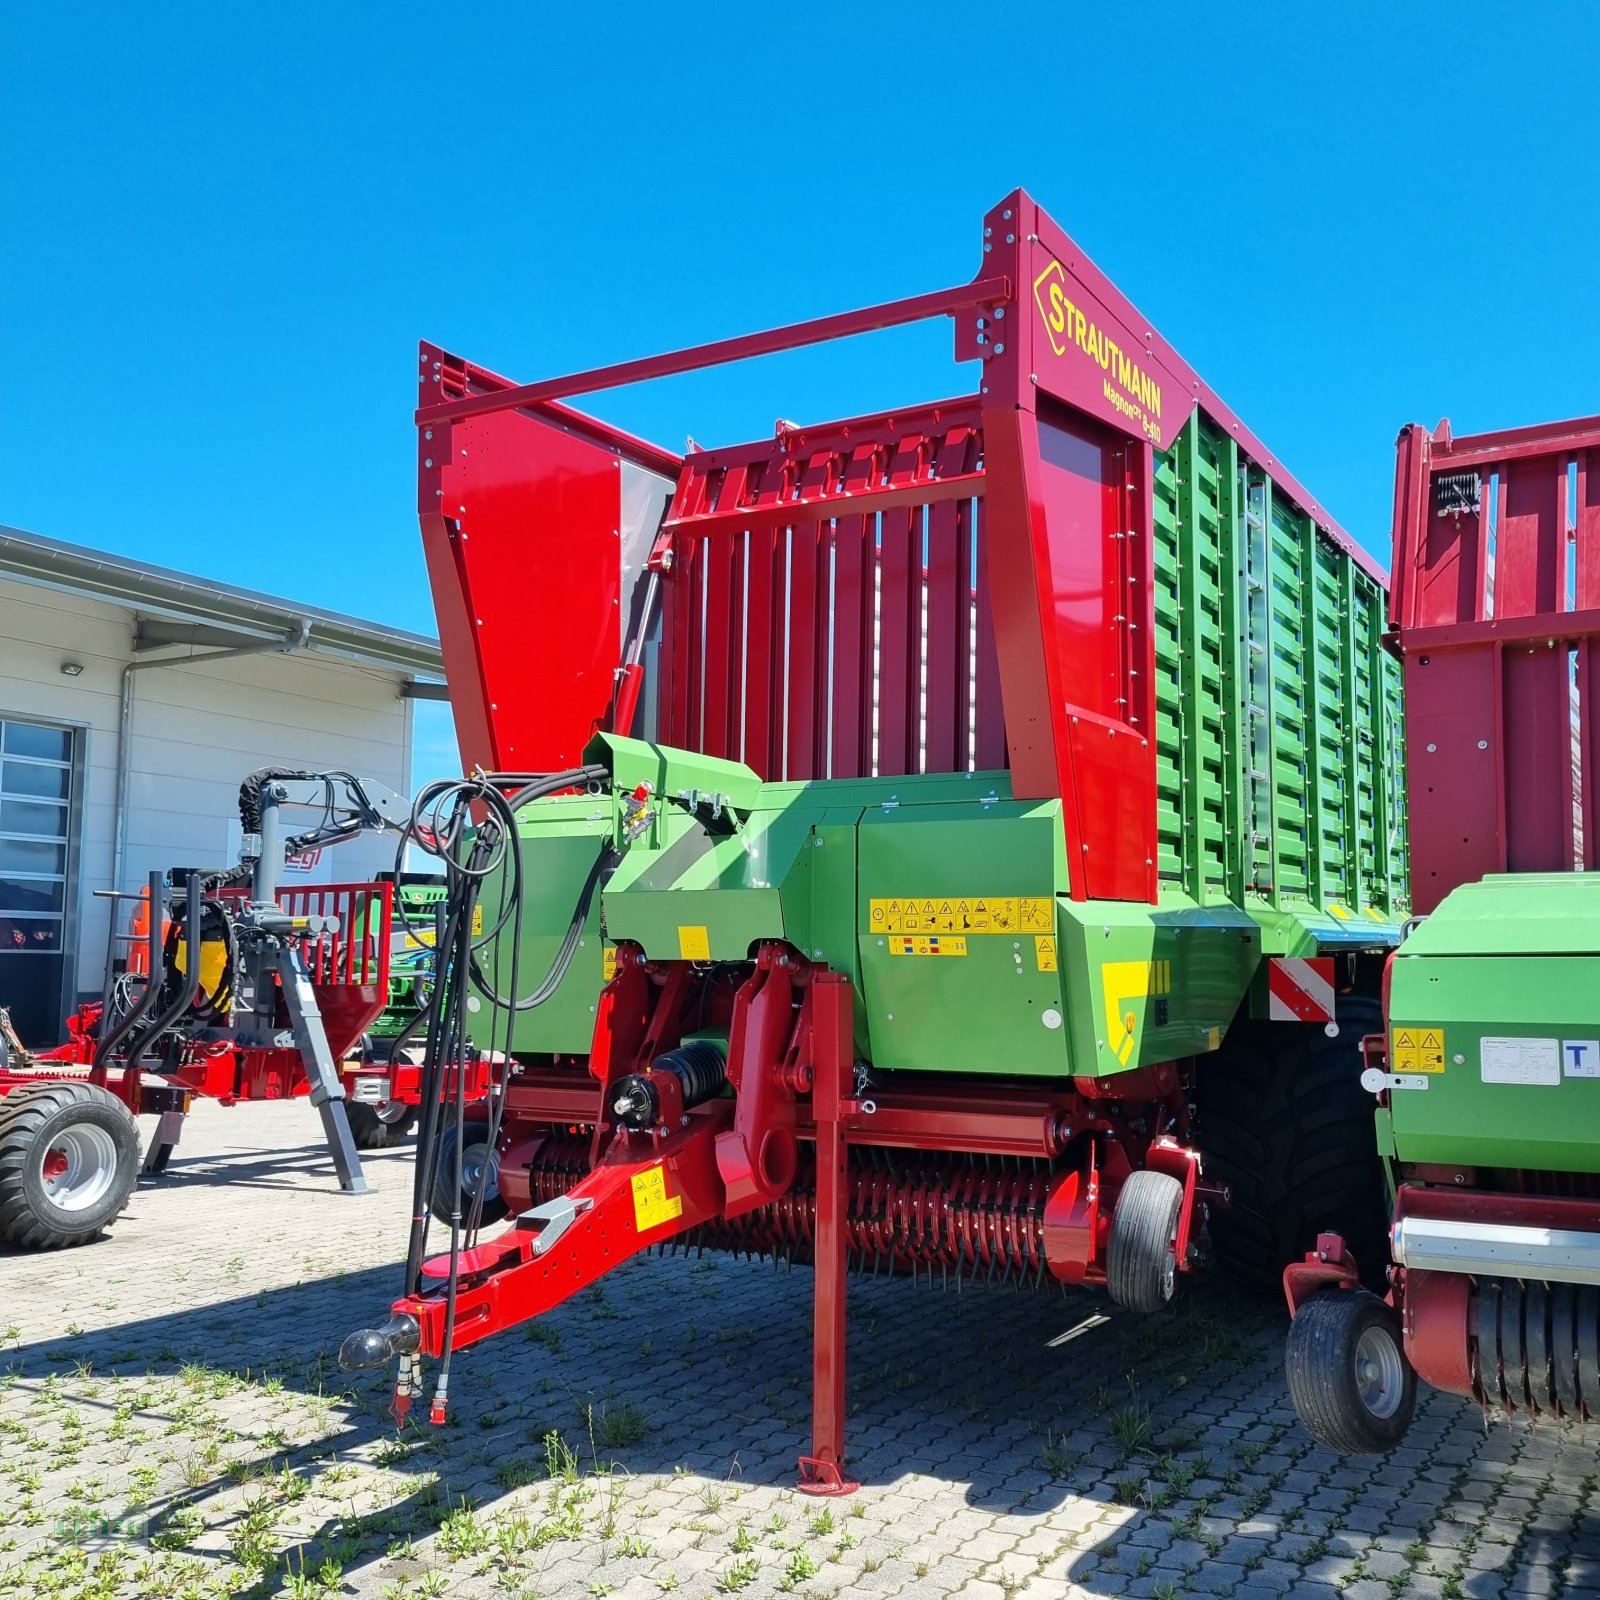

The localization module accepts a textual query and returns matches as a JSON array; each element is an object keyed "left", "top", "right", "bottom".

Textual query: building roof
[{"left": 0, "top": 525, "right": 445, "bottom": 682}]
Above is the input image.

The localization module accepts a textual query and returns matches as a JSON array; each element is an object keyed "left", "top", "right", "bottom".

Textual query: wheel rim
[
  {"left": 39, "top": 1124, "right": 121, "bottom": 1213},
  {"left": 459, "top": 1140, "right": 500, "bottom": 1204},
  {"left": 1354, "top": 1323, "right": 1405, "bottom": 1418},
  {"left": 376, "top": 1099, "right": 411, "bottom": 1127}
]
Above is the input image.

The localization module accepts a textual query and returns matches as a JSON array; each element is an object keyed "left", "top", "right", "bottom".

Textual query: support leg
[
  {"left": 142, "top": 1108, "right": 184, "bottom": 1174},
  {"left": 798, "top": 973, "right": 858, "bottom": 1495},
  {"left": 276, "top": 948, "right": 370, "bottom": 1195}
]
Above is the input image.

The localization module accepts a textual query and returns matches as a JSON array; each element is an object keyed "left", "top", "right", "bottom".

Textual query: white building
[{"left": 0, "top": 526, "right": 445, "bottom": 1044}]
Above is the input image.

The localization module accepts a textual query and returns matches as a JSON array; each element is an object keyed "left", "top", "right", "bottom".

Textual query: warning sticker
[
  {"left": 677, "top": 925, "right": 711, "bottom": 961},
  {"left": 630, "top": 1165, "right": 684, "bottom": 1231},
  {"left": 1481, "top": 1036, "right": 1561, "bottom": 1086},
  {"left": 471, "top": 904, "right": 484, "bottom": 936},
  {"left": 1035, "top": 935, "right": 1058, "bottom": 972},
  {"left": 602, "top": 946, "right": 617, "bottom": 981},
  {"left": 869, "top": 896, "right": 1054, "bottom": 935},
  {"left": 1392, "top": 1027, "right": 1446, "bottom": 1075},
  {"left": 889, "top": 935, "right": 967, "bottom": 957}
]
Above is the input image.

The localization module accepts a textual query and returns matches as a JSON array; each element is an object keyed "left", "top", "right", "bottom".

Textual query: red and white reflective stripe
[{"left": 1267, "top": 957, "right": 1336, "bottom": 1023}]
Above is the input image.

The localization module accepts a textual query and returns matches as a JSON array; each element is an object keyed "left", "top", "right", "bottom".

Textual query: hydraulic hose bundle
[{"left": 392, "top": 763, "right": 617, "bottom": 1420}]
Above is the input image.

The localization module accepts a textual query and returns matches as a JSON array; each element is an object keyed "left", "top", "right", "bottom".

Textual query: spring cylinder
[{"left": 611, "top": 1041, "right": 728, "bottom": 1131}]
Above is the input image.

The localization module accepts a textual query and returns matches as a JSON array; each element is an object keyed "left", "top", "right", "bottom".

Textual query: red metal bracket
[{"left": 1282, "top": 1231, "right": 1362, "bottom": 1318}]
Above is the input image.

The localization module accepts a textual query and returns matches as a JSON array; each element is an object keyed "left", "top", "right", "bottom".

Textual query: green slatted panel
[
  {"left": 1268, "top": 491, "right": 1309, "bottom": 898},
  {"left": 1216, "top": 434, "right": 1249, "bottom": 906},
  {"left": 1150, "top": 412, "right": 1406, "bottom": 921},
  {"left": 1312, "top": 538, "right": 1350, "bottom": 904},
  {"left": 1151, "top": 447, "right": 1184, "bottom": 881}
]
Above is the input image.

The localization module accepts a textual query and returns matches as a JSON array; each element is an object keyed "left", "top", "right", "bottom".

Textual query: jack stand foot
[
  {"left": 316, "top": 1099, "right": 370, "bottom": 1194},
  {"left": 141, "top": 1109, "right": 184, "bottom": 1174},
  {"left": 797, "top": 1456, "right": 858, "bottom": 1496}
]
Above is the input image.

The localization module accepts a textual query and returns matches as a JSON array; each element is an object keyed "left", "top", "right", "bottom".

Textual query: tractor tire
[
  {"left": 0, "top": 1082, "right": 140, "bottom": 1250},
  {"left": 1285, "top": 1289, "right": 1415, "bottom": 1454},
  {"left": 1107, "top": 1169, "right": 1185, "bottom": 1313},
  {"left": 344, "top": 1099, "right": 418, "bottom": 1150},
  {"left": 430, "top": 1115, "right": 507, "bottom": 1227},
  {"left": 1196, "top": 996, "right": 1388, "bottom": 1296}
]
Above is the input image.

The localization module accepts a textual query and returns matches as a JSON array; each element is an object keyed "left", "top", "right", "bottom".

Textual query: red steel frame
[
  {"left": 0, "top": 882, "right": 408, "bottom": 1116},
  {"left": 1391, "top": 414, "right": 1600, "bottom": 911},
  {"left": 416, "top": 187, "right": 1380, "bottom": 904},
  {"left": 400, "top": 189, "right": 1362, "bottom": 1484}
]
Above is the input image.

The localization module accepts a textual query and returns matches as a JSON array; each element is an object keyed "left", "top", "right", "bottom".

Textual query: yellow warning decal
[
  {"left": 677, "top": 925, "right": 711, "bottom": 961},
  {"left": 471, "top": 904, "right": 484, "bottom": 936},
  {"left": 1035, "top": 935, "right": 1058, "bottom": 972},
  {"left": 1393, "top": 1026, "right": 1446, "bottom": 1074},
  {"left": 889, "top": 935, "right": 967, "bottom": 957},
  {"left": 630, "top": 1164, "right": 684, "bottom": 1231},
  {"left": 869, "top": 896, "right": 1054, "bottom": 935},
  {"left": 602, "top": 946, "right": 617, "bottom": 981},
  {"left": 1100, "top": 959, "right": 1174, "bottom": 1067},
  {"left": 1327, "top": 903, "right": 1352, "bottom": 922}
]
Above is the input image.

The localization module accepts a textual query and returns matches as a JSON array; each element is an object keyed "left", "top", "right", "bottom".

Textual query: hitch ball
[{"left": 339, "top": 1312, "right": 421, "bottom": 1371}]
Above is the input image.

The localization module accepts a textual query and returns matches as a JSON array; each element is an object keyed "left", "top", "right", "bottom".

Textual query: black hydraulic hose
[
  {"left": 119, "top": 871, "right": 204, "bottom": 1067},
  {"left": 466, "top": 840, "right": 619, "bottom": 1012},
  {"left": 93, "top": 870, "right": 168, "bottom": 1071}
]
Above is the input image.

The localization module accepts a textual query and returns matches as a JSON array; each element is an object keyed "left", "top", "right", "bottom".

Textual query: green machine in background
[{"left": 1284, "top": 414, "right": 1600, "bottom": 1453}]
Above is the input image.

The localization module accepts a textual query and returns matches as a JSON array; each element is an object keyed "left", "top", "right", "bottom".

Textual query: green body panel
[
  {"left": 1152, "top": 414, "right": 1408, "bottom": 929},
  {"left": 1382, "top": 874, "right": 1600, "bottom": 1173},
  {"left": 1056, "top": 894, "right": 1261, "bottom": 1077},
  {"left": 471, "top": 795, "right": 616, "bottom": 1054},
  {"left": 474, "top": 741, "right": 1329, "bottom": 1078}
]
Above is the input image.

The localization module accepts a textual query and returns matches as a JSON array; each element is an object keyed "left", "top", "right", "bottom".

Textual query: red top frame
[{"left": 417, "top": 189, "right": 1381, "bottom": 906}]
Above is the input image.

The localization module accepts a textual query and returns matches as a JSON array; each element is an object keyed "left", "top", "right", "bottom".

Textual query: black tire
[
  {"left": 430, "top": 1116, "right": 507, "bottom": 1226},
  {"left": 1107, "top": 1169, "right": 1185, "bottom": 1312},
  {"left": 1196, "top": 996, "right": 1388, "bottom": 1295},
  {"left": 1286, "top": 1289, "right": 1415, "bottom": 1453},
  {"left": 0, "top": 1083, "right": 140, "bottom": 1250},
  {"left": 344, "top": 1099, "right": 418, "bottom": 1150}
]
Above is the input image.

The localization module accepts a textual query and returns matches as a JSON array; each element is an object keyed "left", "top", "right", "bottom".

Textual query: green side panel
[
  {"left": 1150, "top": 413, "right": 1408, "bottom": 941},
  {"left": 1055, "top": 892, "right": 1260, "bottom": 1078},
  {"left": 854, "top": 796, "right": 1073, "bottom": 1075},
  {"left": 469, "top": 795, "right": 616, "bottom": 1054},
  {"left": 1385, "top": 876, "right": 1600, "bottom": 1173}
]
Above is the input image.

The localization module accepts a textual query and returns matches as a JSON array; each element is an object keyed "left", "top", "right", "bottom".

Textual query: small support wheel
[
  {"left": 430, "top": 1115, "right": 507, "bottom": 1226},
  {"left": 1286, "top": 1290, "right": 1416, "bottom": 1454},
  {"left": 1107, "top": 1169, "right": 1184, "bottom": 1312},
  {"left": 0, "top": 1082, "right": 141, "bottom": 1250},
  {"left": 345, "top": 1099, "right": 418, "bottom": 1150}
]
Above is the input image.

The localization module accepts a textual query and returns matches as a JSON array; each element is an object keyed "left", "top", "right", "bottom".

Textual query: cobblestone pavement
[{"left": 2, "top": 1101, "right": 1597, "bottom": 1600}]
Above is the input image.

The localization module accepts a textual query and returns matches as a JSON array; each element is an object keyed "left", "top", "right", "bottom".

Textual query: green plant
[
  {"left": 587, "top": 1398, "right": 651, "bottom": 1450},
  {"left": 437, "top": 1501, "right": 492, "bottom": 1560},
  {"left": 717, "top": 1555, "right": 759, "bottom": 1592},
  {"left": 1113, "top": 1474, "right": 1144, "bottom": 1506}
]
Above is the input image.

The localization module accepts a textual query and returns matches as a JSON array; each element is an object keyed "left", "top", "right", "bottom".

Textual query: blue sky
[{"left": 4, "top": 4, "right": 1597, "bottom": 786}]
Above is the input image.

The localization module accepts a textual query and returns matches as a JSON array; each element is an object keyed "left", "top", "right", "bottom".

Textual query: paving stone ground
[{"left": 2, "top": 1101, "right": 1597, "bottom": 1600}]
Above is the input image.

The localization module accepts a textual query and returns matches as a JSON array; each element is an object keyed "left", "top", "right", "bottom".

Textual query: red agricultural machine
[
  {"left": 1284, "top": 412, "right": 1600, "bottom": 1450},
  {"left": 0, "top": 771, "right": 490, "bottom": 1250},
  {"left": 341, "top": 189, "right": 1409, "bottom": 1491}
]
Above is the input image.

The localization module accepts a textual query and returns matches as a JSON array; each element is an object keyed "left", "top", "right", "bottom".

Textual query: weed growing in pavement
[
  {"left": 584, "top": 1397, "right": 651, "bottom": 1450},
  {"left": 716, "top": 1554, "right": 759, "bottom": 1591}
]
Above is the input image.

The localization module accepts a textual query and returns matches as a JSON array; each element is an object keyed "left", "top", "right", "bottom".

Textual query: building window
[{"left": 0, "top": 718, "right": 76, "bottom": 1042}]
